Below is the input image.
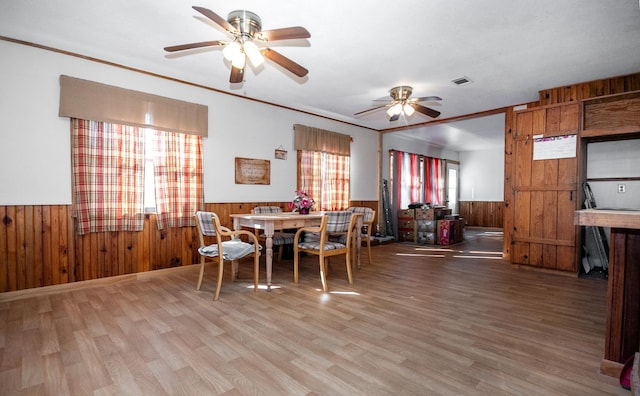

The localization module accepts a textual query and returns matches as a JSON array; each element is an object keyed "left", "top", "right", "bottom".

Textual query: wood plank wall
[
  {"left": 0, "top": 200, "right": 378, "bottom": 292},
  {"left": 502, "top": 71, "right": 640, "bottom": 259},
  {"left": 537, "top": 73, "right": 640, "bottom": 106},
  {"left": 458, "top": 201, "right": 503, "bottom": 228}
]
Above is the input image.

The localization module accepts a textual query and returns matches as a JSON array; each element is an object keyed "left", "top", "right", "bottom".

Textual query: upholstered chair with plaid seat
[
  {"left": 329, "top": 207, "right": 375, "bottom": 266},
  {"left": 293, "top": 211, "right": 358, "bottom": 292},
  {"left": 194, "top": 211, "right": 261, "bottom": 301},
  {"left": 253, "top": 206, "right": 297, "bottom": 261}
]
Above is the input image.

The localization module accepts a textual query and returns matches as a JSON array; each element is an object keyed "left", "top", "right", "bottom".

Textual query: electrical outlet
[{"left": 618, "top": 184, "right": 626, "bottom": 193}]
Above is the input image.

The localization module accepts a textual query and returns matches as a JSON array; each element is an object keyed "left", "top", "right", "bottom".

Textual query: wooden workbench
[{"left": 575, "top": 209, "right": 640, "bottom": 377}]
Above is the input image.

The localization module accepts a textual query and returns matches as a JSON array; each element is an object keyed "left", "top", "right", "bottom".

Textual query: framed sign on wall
[{"left": 234, "top": 157, "right": 270, "bottom": 185}]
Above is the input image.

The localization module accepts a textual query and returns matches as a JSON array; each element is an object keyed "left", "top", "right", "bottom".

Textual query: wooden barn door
[{"left": 511, "top": 103, "right": 580, "bottom": 272}]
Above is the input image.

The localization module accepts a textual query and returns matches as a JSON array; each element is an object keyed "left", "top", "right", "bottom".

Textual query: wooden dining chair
[
  {"left": 293, "top": 211, "right": 358, "bottom": 292},
  {"left": 329, "top": 207, "right": 375, "bottom": 266},
  {"left": 253, "top": 206, "right": 296, "bottom": 261},
  {"left": 194, "top": 211, "right": 261, "bottom": 301}
]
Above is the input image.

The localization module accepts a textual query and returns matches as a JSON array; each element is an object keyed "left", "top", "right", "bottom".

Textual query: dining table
[{"left": 230, "top": 212, "right": 362, "bottom": 290}]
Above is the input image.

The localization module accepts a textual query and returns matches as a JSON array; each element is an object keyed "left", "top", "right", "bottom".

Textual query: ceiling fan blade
[
  {"left": 412, "top": 104, "right": 441, "bottom": 118},
  {"left": 164, "top": 40, "right": 225, "bottom": 52},
  {"left": 192, "top": 6, "right": 237, "bottom": 35},
  {"left": 261, "top": 48, "right": 308, "bottom": 77},
  {"left": 354, "top": 105, "right": 387, "bottom": 116},
  {"left": 258, "top": 26, "right": 311, "bottom": 41},
  {"left": 230, "top": 65, "right": 244, "bottom": 83},
  {"left": 389, "top": 113, "right": 401, "bottom": 122},
  {"left": 412, "top": 96, "right": 443, "bottom": 102}
]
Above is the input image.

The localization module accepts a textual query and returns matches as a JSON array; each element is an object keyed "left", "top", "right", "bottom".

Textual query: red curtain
[{"left": 392, "top": 150, "right": 444, "bottom": 209}]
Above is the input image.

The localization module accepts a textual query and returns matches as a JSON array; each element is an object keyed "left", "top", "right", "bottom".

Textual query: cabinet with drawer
[
  {"left": 397, "top": 207, "right": 456, "bottom": 244},
  {"left": 415, "top": 207, "right": 451, "bottom": 221},
  {"left": 397, "top": 209, "right": 416, "bottom": 242}
]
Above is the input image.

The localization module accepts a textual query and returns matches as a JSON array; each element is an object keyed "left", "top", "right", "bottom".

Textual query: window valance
[
  {"left": 293, "top": 124, "right": 351, "bottom": 156},
  {"left": 59, "top": 75, "right": 208, "bottom": 136}
]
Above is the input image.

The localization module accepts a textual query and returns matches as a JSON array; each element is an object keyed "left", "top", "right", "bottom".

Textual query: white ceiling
[{"left": 2, "top": 1, "right": 640, "bottom": 151}]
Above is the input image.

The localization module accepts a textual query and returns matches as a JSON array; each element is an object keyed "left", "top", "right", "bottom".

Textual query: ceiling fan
[
  {"left": 164, "top": 6, "right": 310, "bottom": 83},
  {"left": 355, "top": 86, "right": 442, "bottom": 122}
]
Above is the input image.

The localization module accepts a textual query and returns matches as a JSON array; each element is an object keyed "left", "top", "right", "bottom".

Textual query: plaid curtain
[
  {"left": 71, "top": 119, "right": 145, "bottom": 235},
  {"left": 151, "top": 130, "right": 203, "bottom": 229},
  {"left": 299, "top": 151, "right": 350, "bottom": 211}
]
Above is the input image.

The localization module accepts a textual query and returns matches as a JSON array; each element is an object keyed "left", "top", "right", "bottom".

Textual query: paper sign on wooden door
[{"left": 533, "top": 134, "right": 576, "bottom": 160}]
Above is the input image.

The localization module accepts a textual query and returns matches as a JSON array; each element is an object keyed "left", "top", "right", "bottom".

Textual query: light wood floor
[{"left": 0, "top": 228, "right": 625, "bottom": 395}]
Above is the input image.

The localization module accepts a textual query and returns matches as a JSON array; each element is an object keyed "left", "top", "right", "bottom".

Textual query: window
[
  {"left": 299, "top": 150, "right": 350, "bottom": 210},
  {"left": 293, "top": 124, "right": 351, "bottom": 211},
  {"left": 143, "top": 129, "right": 157, "bottom": 212},
  {"left": 71, "top": 119, "right": 203, "bottom": 235},
  {"left": 389, "top": 150, "right": 445, "bottom": 209}
]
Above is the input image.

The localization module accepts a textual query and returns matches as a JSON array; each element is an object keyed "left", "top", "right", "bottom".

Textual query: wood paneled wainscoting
[
  {"left": 458, "top": 201, "right": 504, "bottom": 228},
  {"left": 0, "top": 201, "right": 378, "bottom": 293}
]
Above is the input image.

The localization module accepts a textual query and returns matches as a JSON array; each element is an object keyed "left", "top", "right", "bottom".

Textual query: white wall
[
  {"left": 586, "top": 139, "right": 640, "bottom": 210},
  {"left": 0, "top": 40, "right": 378, "bottom": 205},
  {"left": 459, "top": 147, "right": 505, "bottom": 201}
]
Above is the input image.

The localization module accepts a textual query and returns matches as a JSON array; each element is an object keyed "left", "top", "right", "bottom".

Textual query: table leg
[
  {"left": 356, "top": 215, "right": 362, "bottom": 269},
  {"left": 264, "top": 222, "right": 275, "bottom": 291},
  {"left": 265, "top": 234, "right": 273, "bottom": 291}
]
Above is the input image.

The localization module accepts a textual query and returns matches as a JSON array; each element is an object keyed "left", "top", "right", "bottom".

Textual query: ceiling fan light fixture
[
  {"left": 243, "top": 41, "right": 264, "bottom": 66},
  {"left": 387, "top": 103, "right": 403, "bottom": 117},
  {"left": 403, "top": 103, "right": 415, "bottom": 116},
  {"left": 166, "top": 7, "right": 310, "bottom": 82},
  {"left": 223, "top": 41, "right": 242, "bottom": 62},
  {"left": 231, "top": 53, "right": 246, "bottom": 69}
]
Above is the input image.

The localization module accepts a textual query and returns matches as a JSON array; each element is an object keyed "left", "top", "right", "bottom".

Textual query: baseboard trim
[
  {"left": 0, "top": 264, "right": 198, "bottom": 303},
  {"left": 600, "top": 358, "right": 623, "bottom": 378}
]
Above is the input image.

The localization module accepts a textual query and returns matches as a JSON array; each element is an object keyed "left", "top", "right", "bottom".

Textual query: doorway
[{"left": 446, "top": 161, "right": 459, "bottom": 214}]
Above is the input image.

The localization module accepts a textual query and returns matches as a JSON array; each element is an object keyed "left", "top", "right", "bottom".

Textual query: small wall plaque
[
  {"left": 235, "top": 157, "right": 270, "bottom": 185},
  {"left": 275, "top": 146, "right": 288, "bottom": 160}
]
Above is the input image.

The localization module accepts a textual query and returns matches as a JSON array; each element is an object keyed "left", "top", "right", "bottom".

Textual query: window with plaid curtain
[
  {"left": 299, "top": 151, "right": 350, "bottom": 211},
  {"left": 151, "top": 130, "right": 203, "bottom": 229},
  {"left": 71, "top": 118, "right": 203, "bottom": 234},
  {"left": 72, "top": 119, "right": 145, "bottom": 235},
  {"left": 294, "top": 124, "right": 351, "bottom": 211}
]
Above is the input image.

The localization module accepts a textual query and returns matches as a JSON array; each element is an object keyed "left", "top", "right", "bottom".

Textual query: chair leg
[
  {"left": 351, "top": 234, "right": 357, "bottom": 268},
  {"left": 319, "top": 255, "right": 329, "bottom": 292},
  {"left": 366, "top": 236, "right": 372, "bottom": 266},
  {"left": 345, "top": 252, "right": 354, "bottom": 284},
  {"left": 253, "top": 253, "right": 259, "bottom": 293},
  {"left": 232, "top": 260, "right": 239, "bottom": 280},
  {"left": 293, "top": 246, "right": 299, "bottom": 283},
  {"left": 277, "top": 245, "right": 284, "bottom": 262},
  {"left": 213, "top": 257, "right": 224, "bottom": 301},
  {"left": 196, "top": 256, "right": 206, "bottom": 290}
]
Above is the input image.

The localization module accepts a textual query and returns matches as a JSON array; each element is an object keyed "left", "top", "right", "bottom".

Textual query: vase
[{"left": 299, "top": 207, "right": 310, "bottom": 215}]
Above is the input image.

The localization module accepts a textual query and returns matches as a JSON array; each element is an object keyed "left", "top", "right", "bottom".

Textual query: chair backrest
[
  {"left": 325, "top": 211, "right": 353, "bottom": 233},
  {"left": 195, "top": 211, "right": 218, "bottom": 237},
  {"left": 253, "top": 206, "right": 283, "bottom": 214},
  {"left": 348, "top": 207, "right": 374, "bottom": 222}
]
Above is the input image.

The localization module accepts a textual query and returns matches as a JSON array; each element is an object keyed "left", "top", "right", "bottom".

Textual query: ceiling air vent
[{"left": 452, "top": 76, "right": 473, "bottom": 86}]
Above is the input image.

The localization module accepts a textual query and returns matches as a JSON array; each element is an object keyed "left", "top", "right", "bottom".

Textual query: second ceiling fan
[
  {"left": 164, "top": 6, "right": 310, "bottom": 83},
  {"left": 356, "top": 86, "right": 442, "bottom": 122}
]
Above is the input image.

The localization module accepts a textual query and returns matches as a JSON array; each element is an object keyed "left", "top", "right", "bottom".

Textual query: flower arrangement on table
[{"left": 288, "top": 190, "right": 315, "bottom": 214}]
